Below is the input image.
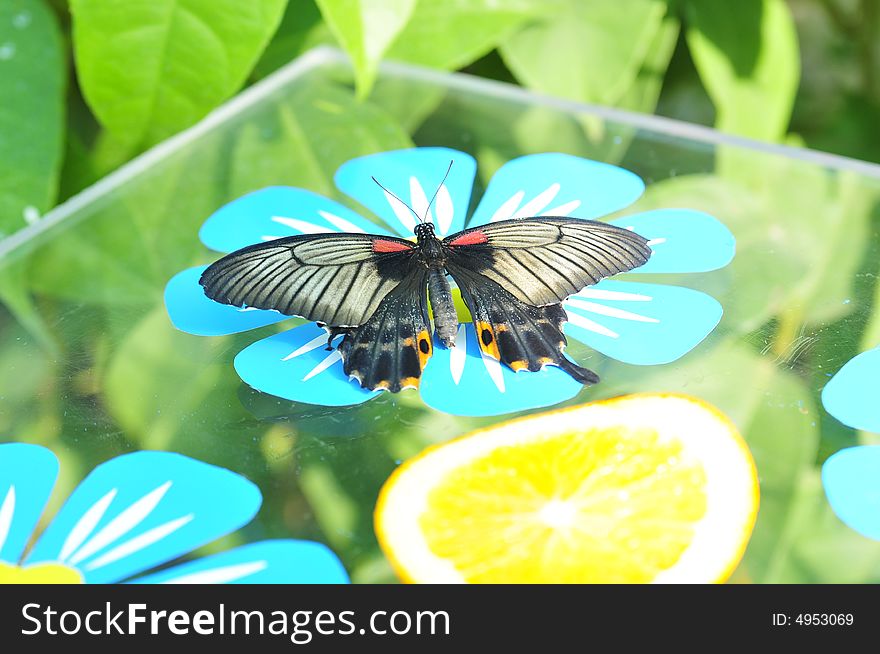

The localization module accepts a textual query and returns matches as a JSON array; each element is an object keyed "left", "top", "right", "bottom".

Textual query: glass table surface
[{"left": 2, "top": 47, "right": 880, "bottom": 583}]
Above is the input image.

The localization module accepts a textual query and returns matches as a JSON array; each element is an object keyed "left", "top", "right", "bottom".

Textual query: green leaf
[
  {"left": 499, "top": 0, "right": 667, "bottom": 106},
  {"left": 388, "top": 0, "right": 543, "bottom": 72},
  {"left": 252, "top": 0, "right": 331, "bottom": 79},
  {"left": 0, "top": 0, "right": 65, "bottom": 235},
  {"left": 70, "top": 0, "right": 288, "bottom": 147},
  {"left": 315, "top": 0, "right": 416, "bottom": 97},
  {"left": 685, "top": 0, "right": 799, "bottom": 141},
  {"left": 616, "top": 13, "right": 680, "bottom": 114}
]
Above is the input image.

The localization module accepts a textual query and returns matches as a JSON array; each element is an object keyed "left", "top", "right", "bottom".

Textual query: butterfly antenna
[
  {"left": 423, "top": 160, "right": 454, "bottom": 224},
  {"left": 371, "top": 176, "right": 421, "bottom": 224}
]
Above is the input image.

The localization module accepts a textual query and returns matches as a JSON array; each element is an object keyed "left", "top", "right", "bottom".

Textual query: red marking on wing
[
  {"left": 447, "top": 230, "right": 489, "bottom": 246},
  {"left": 372, "top": 238, "right": 414, "bottom": 253}
]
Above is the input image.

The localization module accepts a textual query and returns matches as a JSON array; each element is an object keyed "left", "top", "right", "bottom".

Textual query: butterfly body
[{"left": 200, "top": 215, "right": 652, "bottom": 393}]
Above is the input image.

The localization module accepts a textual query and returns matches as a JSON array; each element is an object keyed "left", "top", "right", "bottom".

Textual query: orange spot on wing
[
  {"left": 373, "top": 238, "right": 414, "bottom": 253},
  {"left": 476, "top": 321, "right": 500, "bottom": 360},
  {"left": 447, "top": 230, "right": 488, "bottom": 246}
]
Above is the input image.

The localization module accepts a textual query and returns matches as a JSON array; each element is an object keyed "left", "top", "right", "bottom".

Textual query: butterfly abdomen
[{"left": 427, "top": 266, "right": 458, "bottom": 348}]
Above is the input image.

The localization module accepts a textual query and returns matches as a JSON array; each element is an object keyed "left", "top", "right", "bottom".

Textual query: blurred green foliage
[
  {"left": 1, "top": 0, "right": 880, "bottom": 584},
  {"left": 1, "top": 0, "right": 879, "bottom": 235}
]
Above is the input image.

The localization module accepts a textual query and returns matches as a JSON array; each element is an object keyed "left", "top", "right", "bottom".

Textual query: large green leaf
[
  {"left": 499, "top": 0, "right": 667, "bottom": 106},
  {"left": 315, "top": 0, "right": 416, "bottom": 97},
  {"left": 616, "top": 13, "right": 680, "bottom": 114},
  {"left": 685, "top": 0, "right": 799, "bottom": 141},
  {"left": 70, "top": 0, "right": 288, "bottom": 147},
  {"left": 0, "top": 0, "right": 65, "bottom": 235},
  {"left": 389, "top": 0, "right": 542, "bottom": 72}
]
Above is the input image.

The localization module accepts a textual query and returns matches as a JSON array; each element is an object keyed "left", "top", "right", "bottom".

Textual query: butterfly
[{"left": 199, "top": 168, "right": 652, "bottom": 393}]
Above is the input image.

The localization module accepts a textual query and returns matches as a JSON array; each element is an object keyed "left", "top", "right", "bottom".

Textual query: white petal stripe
[
  {"left": 0, "top": 486, "right": 15, "bottom": 554},
  {"left": 513, "top": 183, "right": 560, "bottom": 219},
  {"left": 490, "top": 190, "right": 525, "bottom": 223},
  {"left": 383, "top": 189, "right": 417, "bottom": 233},
  {"left": 161, "top": 560, "right": 268, "bottom": 584},
  {"left": 450, "top": 326, "right": 467, "bottom": 384},
  {"left": 318, "top": 211, "right": 365, "bottom": 233},
  {"left": 480, "top": 348, "right": 506, "bottom": 393},
  {"left": 59, "top": 489, "right": 117, "bottom": 562},
  {"left": 574, "top": 288, "right": 652, "bottom": 302},
  {"left": 282, "top": 334, "right": 327, "bottom": 361},
  {"left": 541, "top": 199, "right": 582, "bottom": 216},
  {"left": 68, "top": 481, "right": 173, "bottom": 566},
  {"left": 84, "top": 515, "right": 194, "bottom": 571},
  {"left": 302, "top": 350, "right": 343, "bottom": 382},
  {"left": 565, "top": 298, "right": 659, "bottom": 324},
  {"left": 565, "top": 311, "right": 619, "bottom": 338},
  {"left": 271, "top": 216, "right": 333, "bottom": 234},
  {"left": 434, "top": 185, "right": 454, "bottom": 235},
  {"left": 409, "top": 176, "right": 432, "bottom": 225}
]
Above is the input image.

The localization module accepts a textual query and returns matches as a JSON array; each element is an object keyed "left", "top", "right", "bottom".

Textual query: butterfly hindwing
[
  {"left": 199, "top": 233, "right": 418, "bottom": 327},
  {"left": 339, "top": 270, "right": 433, "bottom": 392},
  {"left": 448, "top": 262, "right": 599, "bottom": 385},
  {"left": 444, "top": 217, "right": 652, "bottom": 306}
]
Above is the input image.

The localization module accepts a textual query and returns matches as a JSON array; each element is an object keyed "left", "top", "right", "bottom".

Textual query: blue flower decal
[
  {"left": 0, "top": 444, "right": 348, "bottom": 584},
  {"left": 165, "top": 148, "right": 735, "bottom": 417},
  {"left": 820, "top": 346, "right": 880, "bottom": 540}
]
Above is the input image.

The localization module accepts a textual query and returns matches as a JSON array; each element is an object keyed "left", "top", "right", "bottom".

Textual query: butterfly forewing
[
  {"left": 199, "top": 233, "right": 417, "bottom": 327},
  {"left": 444, "top": 217, "right": 652, "bottom": 306}
]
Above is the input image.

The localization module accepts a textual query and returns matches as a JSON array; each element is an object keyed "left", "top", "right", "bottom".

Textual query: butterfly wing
[
  {"left": 443, "top": 217, "right": 652, "bottom": 306},
  {"left": 443, "top": 216, "right": 651, "bottom": 383},
  {"left": 446, "top": 262, "right": 599, "bottom": 385},
  {"left": 339, "top": 269, "right": 433, "bottom": 392},
  {"left": 199, "top": 233, "right": 418, "bottom": 328}
]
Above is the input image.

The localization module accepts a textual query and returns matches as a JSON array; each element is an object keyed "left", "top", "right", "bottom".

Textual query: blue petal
[
  {"left": 335, "top": 147, "right": 476, "bottom": 237},
  {"left": 564, "top": 280, "right": 722, "bottom": 365},
  {"left": 27, "top": 452, "right": 261, "bottom": 583},
  {"left": 234, "top": 323, "right": 379, "bottom": 406},
  {"left": 822, "top": 446, "right": 880, "bottom": 540},
  {"left": 129, "top": 540, "right": 349, "bottom": 584},
  {"left": 164, "top": 266, "right": 291, "bottom": 336},
  {"left": 0, "top": 444, "right": 58, "bottom": 564},
  {"left": 822, "top": 347, "right": 880, "bottom": 432},
  {"left": 420, "top": 324, "right": 583, "bottom": 416},
  {"left": 609, "top": 209, "right": 735, "bottom": 274},
  {"left": 468, "top": 153, "right": 644, "bottom": 227},
  {"left": 199, "top": 187, "right": 390, "bottom": 253}
]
